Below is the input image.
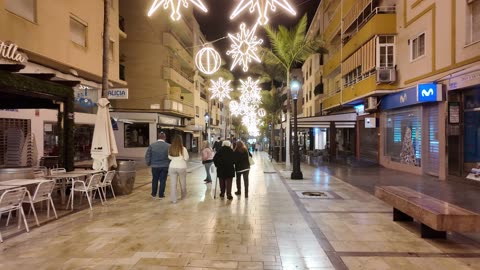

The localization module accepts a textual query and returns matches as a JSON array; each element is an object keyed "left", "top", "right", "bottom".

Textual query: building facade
[{"left": 0, "top": 0, "right": 126, "bottom": 165}]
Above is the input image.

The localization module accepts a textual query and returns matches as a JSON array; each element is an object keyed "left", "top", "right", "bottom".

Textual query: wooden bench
[{"left": 375, "top": 186, "right": 480, "bottom": 238}]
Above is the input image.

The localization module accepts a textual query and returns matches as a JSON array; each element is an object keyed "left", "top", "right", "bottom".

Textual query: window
[
  {"left": 124, "top": 123, "right": 149, "bottom": 148},
  {"left": 378, "top": 35, "right": 395, "bottom": 68},
  {"left": 5, "top": 0, "right": 36, "bottom": 23},
  {"left": 195, "top": 106, "right": 199, "bottom": 117},
  {"left": 411, "top": 33, "right": 425, "bottom": 61},
  {"left": 467, "top": 0, "right": 480, "bottom": 44},
  {"left": 70, "top": 16, "right": 87, "bottom": 47}
]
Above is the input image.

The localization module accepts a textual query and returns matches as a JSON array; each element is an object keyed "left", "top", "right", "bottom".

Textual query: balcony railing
[
  {"left": 157, "top": 94, "right": 194, "bottom": 117},
  {"left": 343, "top": 6, "right": 396, "bottom": 44},
  {"left": 166, "top": 57, "right": 194, "bottom": 83}
]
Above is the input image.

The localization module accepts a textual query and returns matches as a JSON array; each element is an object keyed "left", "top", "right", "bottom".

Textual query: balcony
[
  {"left": 163, "top": 57, "right": 194, "bottom": 92},
  {"left": 200, "top": 91, "right": 207, "bottom": 100},
  {"left": 322, "top": 92, "right": 342, "bottom": 111},
  {"left": 324, "top": 7, "right": 341, "bottom": 42},
  {"left": 163, "top": 32, "right": 193, "bottom": 66},
  {"left": 155, "top": 94, "right": 194, "bottom": 118},
  {"left": 342, "top": 11, "right": 396, "bottom": 61},
  {"left": 314, "top": 83, "right": 324, "bottom": 96},
  {"left": 341, "top": 73, "right": 396, "bottom": 104},
  {"left": 324, "top": 49, "right": 341, "bottom": 76},
  {"left": 119, "top": 16, "right": 127, "bottom": 39}
]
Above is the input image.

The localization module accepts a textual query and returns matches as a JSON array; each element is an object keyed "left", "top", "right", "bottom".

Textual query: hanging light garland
[
  {"left": 209, "top": 77, "right": 233, "bottom": 102},
  {"left": 147, "top": 0, "right": 208, "bottom": 21},
  {"left": 226, "top": 22, "right": 263, "bottom": 72},
  {"left": 230, "top": 0, "right": 296, "bottom": 25},
  {"left": 195, "top": 47, "right": 221, "bottom": 75}
]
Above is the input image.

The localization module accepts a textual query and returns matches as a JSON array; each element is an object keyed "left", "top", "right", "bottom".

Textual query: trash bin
[{"left": 112, "top": 159, "right": 136, "bottom": 195}]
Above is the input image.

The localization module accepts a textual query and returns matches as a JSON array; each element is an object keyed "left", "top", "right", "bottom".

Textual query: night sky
[{"left": 194, "top": 0, "right": 321, "bottom": 76}]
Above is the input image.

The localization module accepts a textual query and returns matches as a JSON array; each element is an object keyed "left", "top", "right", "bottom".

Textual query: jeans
[
  {"left": 152, "top": 167, "right": 168, "bottom": 197},
  {"left": 204, "top": 162, "right": 213, "bottom": 181},
  {"left": 169, "top": 167, "right": 187, "bottom": 202},
  {"left": 219, "top": 177, "right": 233, "bottom": 197},
  {"left": 235, "top": 170, "right": 249, "bottom": 195}
]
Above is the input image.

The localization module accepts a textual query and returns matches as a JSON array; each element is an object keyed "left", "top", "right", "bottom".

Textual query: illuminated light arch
[
  {"left": 195, "top": 47, "right": 221, "bottom": 75},
  {"left": 226, "top": 23, "right": 263, "bottom": 72},
  {"left": 148, "top": 0, "right": 208, "bottom": 21},
  {"left": 230, "top": 0, "right": 296, "bottom": 25}
]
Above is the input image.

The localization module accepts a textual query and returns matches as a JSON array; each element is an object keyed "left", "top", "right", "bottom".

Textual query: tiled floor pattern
[{"left": 0, "top": 153, "right": 479, "bottom": 269}]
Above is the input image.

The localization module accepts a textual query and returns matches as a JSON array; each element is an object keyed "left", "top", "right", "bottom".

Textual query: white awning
[{"left": 289, "top": 113, "right": 357, "bottom": 129}]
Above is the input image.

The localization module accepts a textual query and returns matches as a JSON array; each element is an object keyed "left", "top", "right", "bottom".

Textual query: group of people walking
[
  {"left": 145, "top": 132, "right": 189, "bottom": 203},
  {"left": 145, "top": 133, "right": 253, "bottom": 204}
]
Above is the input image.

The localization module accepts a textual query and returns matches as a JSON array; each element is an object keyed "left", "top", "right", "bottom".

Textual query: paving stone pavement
[{"left": 0, "top": 152, "right": 479, "bottom": 269}]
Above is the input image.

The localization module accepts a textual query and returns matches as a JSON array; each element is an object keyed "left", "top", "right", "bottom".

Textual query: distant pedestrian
[
  {"left": 213, "top": 137, "right": 222, "bottom": 152},
  {"left": 145, "top": 132, "right": 170, "bottom": 199},
  {"left": 213, "top": 140, "right": 235, "bottom": 200},
  {"left": 201, "top": 140, "right": 214, "bottom": 183},
  {"left": 168, "top": 135, "right": 189, "bottom": 203},
  {"left": 233, "top": 141, "right": 252, "bottom": 198}
]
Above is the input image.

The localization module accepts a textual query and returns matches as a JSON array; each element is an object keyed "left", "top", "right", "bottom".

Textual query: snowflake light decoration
[
  {"left": 226, "top": 22, "right": 263, "bottom": 72},
  {"left": 209, "top": 77, "right": 233, "bottom": 102},
  {"left": 229, "top": 100, "right": 242, "bottom": 116},
  {"left": 147, "top": 0, "right": 208, "bottom": 21},
  {"left": 230, "top": 0, "right": 296, "bottom": 25},
  {"left": 238, "top": 77, "right": 262, "bottom": 104}
]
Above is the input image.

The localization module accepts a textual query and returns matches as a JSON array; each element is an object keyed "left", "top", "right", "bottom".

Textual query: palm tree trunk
[
  {"left": 285, "top": 72, "right": 291, "bottom": 169},
  {"left": 102, "top": 0, "right": 110, "bottom": 97},
  {"left": 270, "top": 115, "right": 275, "bottom": 158}
]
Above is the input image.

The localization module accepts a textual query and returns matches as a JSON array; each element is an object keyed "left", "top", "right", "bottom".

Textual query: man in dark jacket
[
  {"left": 212, "top": 137, "right": 222, "bottom": 152},
  {"left": 145, "top": 132, "right": 170, "bottom": 199},
  {"left": 213, "top": 140, "right": 235, "bottom": 200}
]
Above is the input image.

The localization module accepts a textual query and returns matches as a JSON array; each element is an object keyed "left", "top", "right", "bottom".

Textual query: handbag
[{"left": 248, "top": 155, "right": 255, "bottom": 166}]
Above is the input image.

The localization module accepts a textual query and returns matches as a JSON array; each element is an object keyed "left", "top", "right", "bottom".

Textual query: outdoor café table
[
  {"left": 0, "top": 179, "right": 52, "bottom": 197},
  {"left": 73, "top": 170, "right": 104, "bottom": 175},
  {"left": 45, "top": 172, "right": 91, "bottom": 204}
]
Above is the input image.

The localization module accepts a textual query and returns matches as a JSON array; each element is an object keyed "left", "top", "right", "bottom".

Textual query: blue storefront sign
[{"left": 381, "top": 84, "right": 443, "bottom": 110}]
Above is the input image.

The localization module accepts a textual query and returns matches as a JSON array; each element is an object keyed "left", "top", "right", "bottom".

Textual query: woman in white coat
[{"left": 168, "top": 135, "right": 189, "bottom": 203}]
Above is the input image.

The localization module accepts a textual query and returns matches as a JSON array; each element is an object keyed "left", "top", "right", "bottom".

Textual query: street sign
[{"left": 108, "top": 88, "right": 128, "bottom": 99}]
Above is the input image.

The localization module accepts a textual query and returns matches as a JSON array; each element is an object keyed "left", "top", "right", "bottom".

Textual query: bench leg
[
  {"left": 421, "top": 224, "right": 446, "bottom": 239},
  {"left": 393, "top": 208, "right": 413, "bottom": 222}
]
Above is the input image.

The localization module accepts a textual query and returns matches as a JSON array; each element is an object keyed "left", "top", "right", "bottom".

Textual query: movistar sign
[
  {"left": 417, "top": 83, "right": 442, "bottom": 103},
  {"left": 108, "top": 88, "right": 128, "bottom": 99}
]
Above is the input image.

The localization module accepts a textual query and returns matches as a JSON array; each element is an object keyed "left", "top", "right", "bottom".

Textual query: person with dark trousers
[
  {"left": 233, "top": 141, "right": 252, "bottom": 198},
  {"left": 145, "top": 132, "right": 170, "bottom": 199},
  {"left": 212, "top": 137, "right": 222, "bottom": 152},
  {"left": 213, "top": 140, "right": 235, "bottom": 200}
]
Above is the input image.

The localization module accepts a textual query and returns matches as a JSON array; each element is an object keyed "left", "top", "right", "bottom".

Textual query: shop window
[
  {"left": 0, "top": 118, "right": 33, "bottom": 167},
  {"left": 43, "top": 122, "right": 59, "bottom": 157},
  {"left": 467, "top": 0, "right": 480, "bottom": 44},
  {"left": 384, "top": 107, "right": 422, "bottom": 166},
  {"left": 70, "top": 16, "right": 87, "bottom": 47},
  {"left": 5, "top": 0, "right": 36, "bottom": 23},
  {"left": 464, "top": 88, "right": 480, "bottom": 162},
  {"left": 73, "top": 124, "right": 94, "bottom": 161},
  {"left": 125, "top": 123, "right": 149, "bottom": 147},
  {"left": 410, "top": 33, "right": 425, "bottom": 61}
]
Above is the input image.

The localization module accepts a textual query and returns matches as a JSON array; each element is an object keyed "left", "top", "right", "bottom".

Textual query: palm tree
[
  {"left": 261, "top": 86, "right": 287, "bottom": 158},
  {"left": 102, "top": 0, "right": 110, "bottom": 97},
  {"left": 262, "top": 14, "right": 326, "bottom": 169}
]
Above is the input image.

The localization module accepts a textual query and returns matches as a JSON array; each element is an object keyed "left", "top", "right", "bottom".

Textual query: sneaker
[
  {"left": 227, "top": 196, "right": 233, "bottom": 200},
  {"left": 234, "top": 191, "right": 241, "bottom": 195},
  {"left": 158, "top": 197, "right": 163, "bottom": 200},
  {"left": 151, "top": 195, "right": 156, "bottom": 199}
]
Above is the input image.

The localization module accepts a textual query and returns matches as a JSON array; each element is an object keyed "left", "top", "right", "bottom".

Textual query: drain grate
[{"left": 302, "top": 191, "right": 328, "bottom": 197}]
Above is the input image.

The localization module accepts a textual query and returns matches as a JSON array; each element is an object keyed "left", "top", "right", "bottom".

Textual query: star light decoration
[
  {"left": 209, "top": 77, "right": 233, "bottom": 102},
  {"left": 238, "top": 77, "right": 262, "bottom": 104},
  {"left": 147, "top": 0, "right": 208, "bottom": 21},
  {"left": 230, "top": 0, "right": 297, "bottom": 25},
  {"left": 226, "top": 23, "right": 263, "bottom": 72}
]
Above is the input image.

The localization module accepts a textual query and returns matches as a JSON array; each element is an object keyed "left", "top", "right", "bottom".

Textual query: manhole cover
[{"left": 302, "top": 191, "right": 327, "bottom": 197}]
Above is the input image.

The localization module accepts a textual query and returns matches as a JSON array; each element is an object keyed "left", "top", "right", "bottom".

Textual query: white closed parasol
[{"left": 91, "top": 98, "right": 118, "bottom": 171}]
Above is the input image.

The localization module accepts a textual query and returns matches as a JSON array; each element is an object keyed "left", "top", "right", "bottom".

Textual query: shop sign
[
  {"left": 0, "top": 40, "right": 27, "bottom": 63},
  {"left": 448, "top": 70, "right": 480, "bottom": 90},
  {"left": 381, "top": 87, "right": 417, "bottom": 110},
  {"left": 108, "top": 88, "right": 128, "bottom": 99},
  {"left": 417, "top": 83, "right": 442, "bottom": 102},
  {"left": 74, "top": 84, "right": 97, "bottom": 108}
]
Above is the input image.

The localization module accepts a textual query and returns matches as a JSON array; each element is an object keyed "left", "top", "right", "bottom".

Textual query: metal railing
[
  {"left": 343, "top": 6, "right": 396, "bottom": 44},
  {"left": 165, "top": 57, "right": 194, "bottom": 83}
]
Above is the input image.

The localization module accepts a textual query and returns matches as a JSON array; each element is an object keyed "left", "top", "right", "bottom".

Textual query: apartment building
[
  {"left": 112, "top": 0, "right": 201, "bottom": 157},
  {"left": 307, "top": 0, "right": 480, "bottom": 180},
  {"left": 0, "top": 0, "right": 126, "bottom": 164}
]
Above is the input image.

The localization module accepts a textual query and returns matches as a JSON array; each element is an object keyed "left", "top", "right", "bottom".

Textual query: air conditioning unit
[
  {"left": 365, "top": 97, "right": 377, "bottom": 111},
  {"left": 376, "top": 68, "right": 396, "bottom": 83}
]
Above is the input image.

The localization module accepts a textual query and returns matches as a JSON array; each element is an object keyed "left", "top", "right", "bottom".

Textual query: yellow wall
[
  {"left": 342, "top": 76, "right": 396, "bottom": 103},
  {"left": 0, "top": 0, "right": 122, "bottom": 83}
]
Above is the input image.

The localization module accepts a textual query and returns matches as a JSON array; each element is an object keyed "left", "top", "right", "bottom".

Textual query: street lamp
[
  {"left": 204, "top": 112, "right": 210, "bottom": 144},
  {"left": 290, "top": 78, "right": 303, "bottom": 179}
]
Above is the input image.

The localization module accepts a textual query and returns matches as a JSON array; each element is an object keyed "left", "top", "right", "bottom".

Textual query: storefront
[
  {"left": 357, "top": 112, "right": 379, "bottom": 163},
  {"left": 380, "top": 84, "right": 446, "bottom": 179},
  {"left": 442, "top": 66, "right": 480, "bottom": 180}
]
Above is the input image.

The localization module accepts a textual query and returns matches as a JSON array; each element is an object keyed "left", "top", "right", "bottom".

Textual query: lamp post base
[{"left": 291, "top": 170, "right": 303, "bottom": 180}]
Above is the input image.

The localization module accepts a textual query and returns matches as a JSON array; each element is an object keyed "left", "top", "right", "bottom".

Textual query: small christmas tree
[{"left": 400, "top": 127, "right": 416, "bottom": 165}]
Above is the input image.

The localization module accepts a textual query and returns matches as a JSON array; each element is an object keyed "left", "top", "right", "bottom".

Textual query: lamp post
[
  {"left": 204, "top": 112, "right": 210, "bottom": 144},
  {"left": 290, "top": 78, "right": 303, "bottom": 179}
]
